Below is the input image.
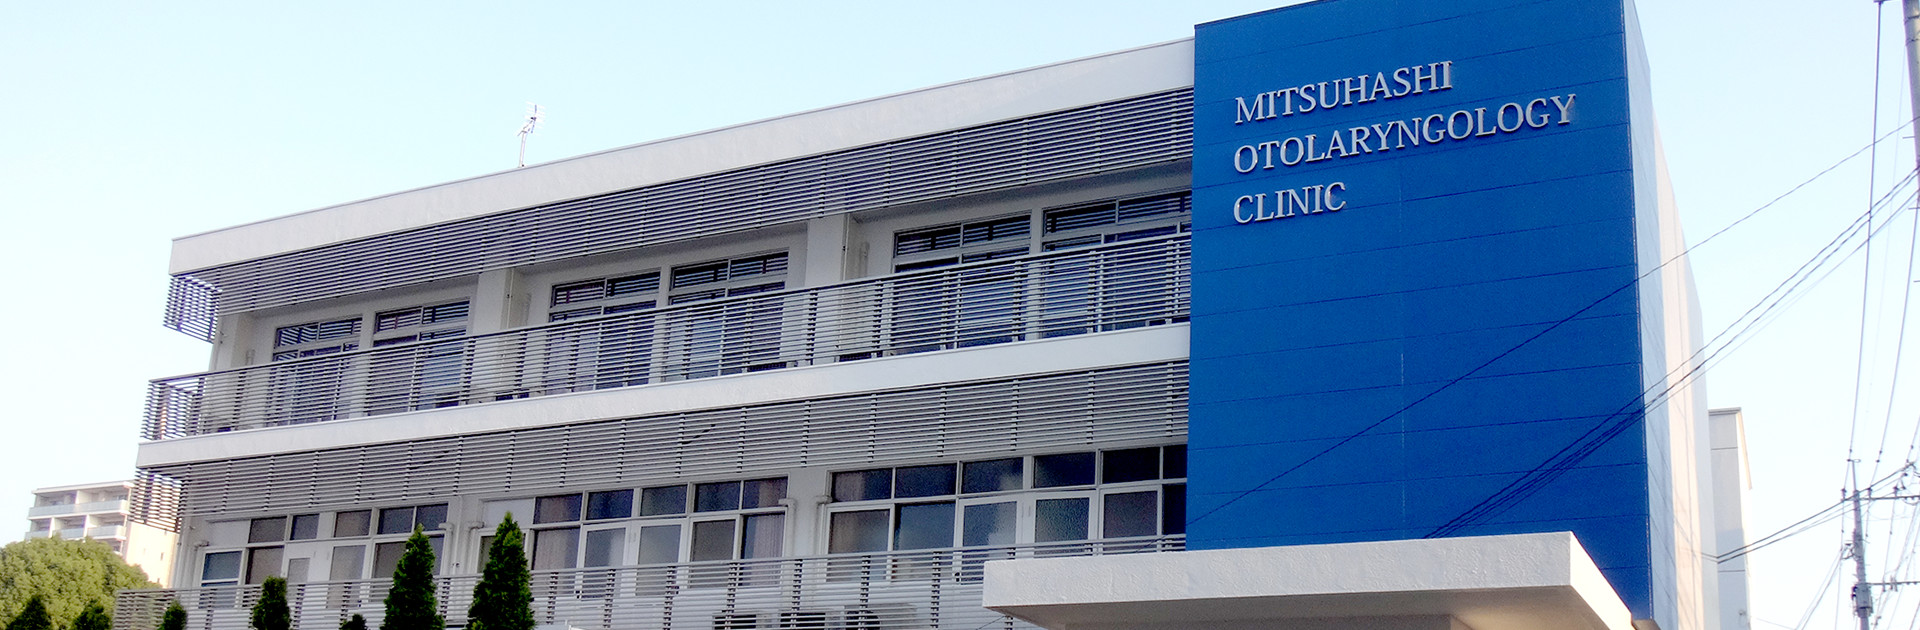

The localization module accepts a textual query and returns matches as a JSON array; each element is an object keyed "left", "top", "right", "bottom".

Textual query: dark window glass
[
  {"left": 1041, "top": 235, "right": 1104, "bottom": 251},
  {"left": 1163, "top": 484, "right": 1187, "bottom": 535},
  {"left": 828, "top": 510, "right": 890, "bottom": 554},
  {"left": 962, "top": 458, "right": 1024, "bottom": 494},
  {"left": 415, "top": 504, "right": 448, "bottom": 532},
  {"left": 334, "top": 510, "right": 371, "bottom": 537},
  {"left": 289, "top": 514, "right": 319, "bottom": 541},
  {"left": 588, "top": 490, "right": 634, "bottom": 520},
  {"left": 1102, "top": 448, "right": 1160, "bottom": 484},
  {"left": 1044, "top": 203, "right": 1116, "bottom": 233},
  {"left": 690, "top": 520, "right": 736, "bottom": 562},
  {"left": 1034, "top": 498, "right": 1090, "bottom": 543},
  {"left": 606, "top": 272, "right": 660, "bottom": 297},
  {"left": 962, "top": 502, "right": 1018, "bottom": 547},
  {"left": 895, "top": 225, "right": 963, "bottom": 256},
  {"left": 532, "top": 528, "right": 579, "bottom": 571},
  {"left": 895, "top": 464, "right": 956, "bottom": 498},
  {"left": 378, "top": 507, "right": 415, "bottom": 535},
  {"left": 1102, "top": 491, "right": 1158, "bottom": 538},
  {"left": 583, "top": 529, "right": 624, "bottom": 568},
  {"left": 1116, "top": 193, "right": 1190, "bottom": 221},
  {"left": 637, "top": 525, "right": 681, "bottom": 565},
  {"left": 534, "top": 494, "right": 582, "bottom": 524},
  {"left": 742, "top": 478, "right": 787, "bottom": 509},
  {"left": 640, "top": 486, "right": 688, "bottom": 516},
  {"left": 894, "top": 257, "right": 959, "bottom": 272},
  {"left": 372, "top": 541, "right": 407, "bottom": 578},
  {"left": 670, "top": 261, "right": 729, "bottom": 289},
  {"left": 894, "top": 503, "right": 956, "bottom": 551},
  {"left": 741, "top": 514, "right": 784, "bottom": 559},
  {"left": 1164, "top": 445, "right": 1187, "bottom": 479},
  {"left": 246, "top": 547, "right": 284, "bottom": 584},
  {"left": 248, "top": 517, "right": 287, "bottom": 543},
  {"left": 329, "top": 546, "right": 364, "bottom": 580},
  {"left": 695, "top": 481, "right": 742, "bottom": 512},
  {"left": 552, "top": 280, "right": 607, "bottom": 306},
  {"left": 202, "top": 551, "right": 242, "bottom": 582},
  {"left": 1034, "top": 452, "right": 1096, "bottom": 488},
  {"left": 832, "top": 469, "right": 893, "bottom": 502}
]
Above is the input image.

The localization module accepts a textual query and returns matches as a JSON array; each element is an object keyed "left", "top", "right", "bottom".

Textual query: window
[
  {"left": 665, "top": 253, "right": 790, "bottom": 378},
  {"left": 268, "top": 317, "right": 361, "bottom": 425},
  {"left": 888, "top": 215, "right": 1034, "bottom": 355},
  {"left": 891, "top": 214, "right": 1031, "bottom": 272},
  {"left": 546, "top": 273, "right": 662, "bottom": 392},
  {"left": 528, "top": 478, "right": 789, "bottom": 572},
  {"left": 201, "top": 551, "right": 242, "bottom": 587},
  {"left": 826, "top": 446, "right": 1187, "bottom": 554},
  {"left": 1039, "top": 192, "right": 1192, "bottom": 338},
  {"left": 369, "top": 301, "right": 471, "bottom": 413},
  {"left": 202, "top": 504, "right": 446, "bottom": 591}
]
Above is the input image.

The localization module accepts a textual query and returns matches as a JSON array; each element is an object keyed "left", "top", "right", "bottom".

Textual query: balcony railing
[
  {"left": 113, "top": 536, "right": 1184, "bottom": 630},
  {"left": 144, "top": 237, "right": 1190, "bottom": 441},
  {"left": 28, "top": 499, "right": 130, "bottom": 517}
]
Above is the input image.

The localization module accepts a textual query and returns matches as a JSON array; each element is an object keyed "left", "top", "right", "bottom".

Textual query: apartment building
[
  {"left": 118, "top": 1, "right": 1743, "bottom": 629},
  {"left": 26, "top": 481, "right": 177, "bottom": 586}
]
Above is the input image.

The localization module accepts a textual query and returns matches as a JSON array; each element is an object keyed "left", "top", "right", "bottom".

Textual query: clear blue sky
[{"left": 0, "top": 2, "right": 1908, "bottom": 627}]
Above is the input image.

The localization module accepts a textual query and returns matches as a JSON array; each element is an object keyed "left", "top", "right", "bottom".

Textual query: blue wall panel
[{"left": 1187, "top": 0, "right": 1654, "bottom": 616}]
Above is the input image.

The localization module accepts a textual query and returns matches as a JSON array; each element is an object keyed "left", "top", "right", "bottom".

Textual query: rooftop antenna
[{"left": 517, "top": 103, "right": 544, "bottom": 168}]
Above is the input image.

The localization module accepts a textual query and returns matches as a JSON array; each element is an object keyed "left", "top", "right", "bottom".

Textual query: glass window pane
[
  {"left": 534, "top": 495, "right": 582, "bottom": 524},
  {"left": 832, "top": 469, "right": 892, "bottom": 502},
  {"left": 202, "top": 551, "right": 242, "bottom": 581},
  {"left": 741, "top": 514, "right": 784, "bottom": 559},
  {"left": 893, "top": 503, "right": 955, "bottom": 551},
  {"left": 532, "top": 528, "right": 579, "bottom": 571},
  {"left": 1103, "top": 448, "right": 1160, "bottom": 484},
  {"left": 415, "top": 505, "right": 448, "bottom": 532},
  {"left": 378, "top": 507, "right": 415, "bottom": 535},
  {"left": 1034, "top": 498, "right": 1090, "bottom": 542},
  {"left": 895, "top": 465, "right": 957, "bottom": 498},
  {"left": 690, "top": 520, "right": 736, "bottom": 562},
  {"left": 1102, "top": 491, "right": 1158, "bottom": 538},
  {"left": 640, "top": 486, "right": 688, "bottom": 516},
  {"left": 248, "top": 517, "right": 287, "bottom": 543},
  {"left": 584, "top": 529, "right": 624, "bottom": 568},
  {"left": 742, "top": 479, "right": 787, "bottom": 509},
  {"left": 372, "top": 541, "right": 407, "bottom": 578},
  {"left": 1035, "top": 453, "right": 1095, "bottom": 488},
  {"left": 428, "top": 536, "right": 443, "bottom": 572},
  {"left": 246, "top": 547, "right": 284, "bottom": 584},
  {"left": 587, "top": 490, "right": 634, "bottom": 520},
  {"left": 289, "top": 514, "right": 319, "bottom": 541},
  {"left": 1163, "top": 484, "right": 1186, "bottom": 535},
  {"left": 695, "top": 481, "right": 742, "bottom": 512},
  {"left": 962, "top": 502, "right": 1017, "bottom": 547},
  {"left": 334, "top": 510, "right": 371, "bottom": 537},
  {"left": 962, "top": 458, "right": 1024, "bottom": 494},
  {"left": 329, "top": 546, "right": 364, "bottom": 580},
  {"left": 1164, "top": 445, "right": 1187, "bottom": 479},
  {"left": 637, "top": 525, "right": 681, "bottom": 565},
  {"left": 828, "top": 510, "right": 890, "bottom": 554},
  {"left": 286, "top": 557, "right": 310, "bottom": 584}
]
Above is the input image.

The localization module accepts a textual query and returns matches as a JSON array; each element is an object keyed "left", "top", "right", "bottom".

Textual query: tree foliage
[
  {"left": 0, "top": 537, "right": 155, "bottom": 624},
  {"left": 5, "top": 596, "right": 51, "bottom": 630},
  {"left": 158, "top": 602, "right": 186, "bottom": 630},
  {"left": 70, "top": 601, "right": 110, "bottom": 630},
  {"left": 250, "top": 576, "right": 291, "bottom": 630},
  {"left": 467, "top": 514, "right": 532, "bottom": 630},
  {"left": 340, "top": 614, "right": 367, "bottom": 630},
  {"left": 380, "top": 527, "right": 442, "bottom": 630}
]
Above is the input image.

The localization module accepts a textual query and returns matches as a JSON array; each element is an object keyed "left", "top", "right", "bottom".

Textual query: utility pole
[{"left": 1854, "top": 487, "right": 1873, "bottom": 630}]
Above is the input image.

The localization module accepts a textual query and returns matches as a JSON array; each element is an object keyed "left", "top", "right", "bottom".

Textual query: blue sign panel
[{"left": 1188, "top": 0, "right": 1654, "bottom": 615}]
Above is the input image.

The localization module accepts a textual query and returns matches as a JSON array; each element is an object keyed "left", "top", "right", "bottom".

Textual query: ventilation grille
[
  {"left": 138, "top": 361, "right": 1188, "bottom": 525},
  {"left": 163, "top": 89, "right": 1196, "bottom": 342}
]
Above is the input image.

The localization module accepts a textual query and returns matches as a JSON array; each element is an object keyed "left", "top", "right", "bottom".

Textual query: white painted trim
[{"left": 137, "top": 324, "right": 1190, "bottom": 467}]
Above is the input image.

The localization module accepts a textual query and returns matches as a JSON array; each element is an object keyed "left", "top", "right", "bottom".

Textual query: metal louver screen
[
  {"left": 163, "top": 89, "right": 1196, "bottom": 342},
  {"left": 137, "top": 361, "right": 1187, "bottom": 526}
]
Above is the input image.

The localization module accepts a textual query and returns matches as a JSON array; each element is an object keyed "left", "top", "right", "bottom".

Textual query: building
[
  {"left": 26, "top": 480, "right": 177, "bottom": 586},
  {"left": 118, "top": 1, "right": 1749, "bottom": 629}
]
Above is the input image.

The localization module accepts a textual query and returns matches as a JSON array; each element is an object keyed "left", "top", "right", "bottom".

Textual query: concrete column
[
  {"left": 209, "top": 313, "right": 257, "bottom": 370},
  {"left": 473, "top": 268, "right": 529, "bottom": 334},
  {"left": 803, "top": 215, "right": 853, "bottom": 286}
]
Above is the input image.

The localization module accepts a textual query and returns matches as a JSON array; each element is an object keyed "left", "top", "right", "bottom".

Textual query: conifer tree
[
  {"left": 466, "top": 514, "right": 532, "bottom": 630},
  {"left": 250, "top": 576, "right": 291, "bottom": 630},
  {"left": 6, "top": 596, "right": 51, "bottom": 630},
  {"left": 157, "top": 601, "right": 186, "bottom": 630},
  {"left": 340, "top": 614, "right": 367, "bottom": 630},
  {"left": 69, "top": 601, "right": 110, "bottom": 630},
  {"left": 380, "top": 527, "right": 442, "bottom": 630}
]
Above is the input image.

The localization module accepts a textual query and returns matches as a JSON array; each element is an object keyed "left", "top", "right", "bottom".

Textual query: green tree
[
  {"left": 5, "top": 596, "right": 51, "bottom": 630},
  {"left": 340, "top": 614, "right": 367, "bottom": 630},
  {"left": 0, "top": 537, "right": 155, "bottom": 624},
  {"left": 250, "top": 576, "right": 291, "bottom": 630},
  {"left": 70, "top": 601, "right": 110, "bottom": 630},
  {"left": 157, "top": 602, "right": 186, "bottom": 630},
  {"left": 466, "top": 514, "right": 532, "bottom": 630},
  {"left": 380, "top": 527, "right": 442, "bottom": 630}
]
